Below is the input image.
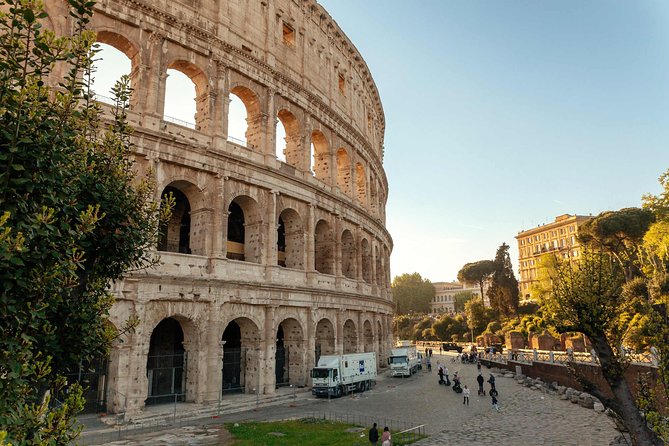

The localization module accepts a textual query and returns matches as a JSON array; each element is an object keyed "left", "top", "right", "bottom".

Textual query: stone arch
[
  {"left": 93, "top": 31, "right": 139, "bottom": 106},
  {"left": 361, "top": 238, "right": 372, "bottom": 283},
  {"left": 146, "top": 316, "right": 194, "bottom": 405},
  {"left": 314, "top": 219, "right": 334, "bottom": 275},
  {"left": 275, "top": 318, "right": 306, "bottom": 387},
  {"left": 341, "top": 229, "right": 356, "bottom": 279},
  {"left": 310, "top": 129, "right": 330, "bottom": 181},
  {"left": 229, "top": 85, "right": 262, "bottom": 149},
  {"left": 336, "top": 148, "right": 351, "bottom": 194},
  {"left": 315, "top": 317, "right": 335, "bottom": 364},
  {"left": 363, "top": 319, "right": 374, "bottom": 353},
  {"left": 158, "top": 180, "right": 204, "bottom": 255},
  {"left": 227, "top": 195, "right": 262, "bottom": 263},
  {"left": 164, "top": 59, "right": 209, "bottom": 130},
  {"left": 221, "top": 317, "right": 261, "bottom": 394},
  {"left": 370, "top": 175, "right": 379, "bottom": 216},
  {"left": 343, "top": 319, "right": 358, "bottom": 354},
  {"left": 277, "top": 208, "right": 304, "bottom": 270},
  {"left": 277, "top": 109, "right": 301, "bottom": 166},
  {"left": 356, "top": 162, "right": 366, "bottom": 205}
]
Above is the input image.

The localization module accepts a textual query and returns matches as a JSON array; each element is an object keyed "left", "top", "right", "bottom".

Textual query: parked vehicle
[
  {"left": 311, "top": 352, "right": 377, "bottom": 397},
  {"left": 389, "top": 343, "right": 421, "bottom": 377},
  {"left": 442, "top": 342, "right": 463, "bottom": 353}
]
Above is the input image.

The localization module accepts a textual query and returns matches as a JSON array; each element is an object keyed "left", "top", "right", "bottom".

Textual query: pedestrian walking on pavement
[
  {"left": 369, "top": 422, "right": 379, "bottom": 445},
  {"left": 491, "top": 393, "right": 499, "bottom": 411},
  {"left": 476, "top": 372, "right": 485, "bottom": 396},
  {"left": 463, "top": 385, "right": 470, "bottom": 405},
  {"left": 382, "top": 426, "right": 392, "bottom": 446},
  {"left": 427, "top": 356, "right": 431, "bottom": 372},
  {"left": 488, "top": 373, "right": 496, "bottom": 392},
  {"left": 444, "top": 366, "right": 450, "bottom": 386},
  {"left": 437, "top": 364, "right": 444, "bottom": 384}
]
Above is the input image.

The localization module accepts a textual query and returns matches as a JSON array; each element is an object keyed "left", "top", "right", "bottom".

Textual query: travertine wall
[{"left": 45, "top": 0, "right": 393, "bottom": 414}]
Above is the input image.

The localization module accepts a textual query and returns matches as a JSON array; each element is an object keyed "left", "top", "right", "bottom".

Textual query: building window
[
  {"left": 338, "top": 74, "right": 346, "bottom": 95},
  {"left": 282, "top": 23, "right": 295, "bottom": 46}
]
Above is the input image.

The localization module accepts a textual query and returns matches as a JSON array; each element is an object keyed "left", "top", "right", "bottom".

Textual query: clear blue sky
[{"left": 319, "top": 0, "right": 669, "bottom": 282}]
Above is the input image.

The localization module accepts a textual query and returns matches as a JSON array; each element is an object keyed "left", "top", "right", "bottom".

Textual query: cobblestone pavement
[{"left": 85, "top": 353, "right": 619, "bottom": 445}]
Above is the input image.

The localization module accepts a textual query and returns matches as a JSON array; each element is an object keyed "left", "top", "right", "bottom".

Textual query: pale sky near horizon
[{"left": 93, "top": 1, "right": 669, "bottom": 284}]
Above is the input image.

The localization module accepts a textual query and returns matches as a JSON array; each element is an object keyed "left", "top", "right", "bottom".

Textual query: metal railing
[
  {"left": 309, "top": 411, "right": 426, "bottom": 444},
  {"left": 227, "top": 134, "right": 256, "bottom": 149},
  {"left": 483, "top": 348, "right": 656, "bottom": 367},
  {"left": 163, "top": 114, "right": 196, "bottom": 129}
]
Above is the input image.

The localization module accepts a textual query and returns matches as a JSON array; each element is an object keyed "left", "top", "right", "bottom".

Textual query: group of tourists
[{"left": 434, "top": 358, "right": 500, "bottom": 411}]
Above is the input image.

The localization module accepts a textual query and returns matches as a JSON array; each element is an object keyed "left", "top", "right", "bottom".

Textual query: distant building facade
[
  {"left": 430, "top": 281, "right": 484, "bottom": 314},
  {"left": 515, "top": 214, "right": 592, "bottom": 299}
]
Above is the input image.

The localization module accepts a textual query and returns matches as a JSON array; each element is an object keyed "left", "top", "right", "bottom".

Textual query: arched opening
[
  {"left": 163, "top": 66, "right": 197, "bottom": 129},
  {"left": 315, "top": 318, "right": 335, "bottom": 364},
  {"left": 343, "top": 319, "right": 358, "bottom": 354},
  {"left": 158, "top": 186, "right": 191, "bottom": 254},
  {"left": 341, "top": 230, "right": 356, "bottom": 279},
  {"left": 336, "top": 148, "right": 351, "bottom": 194},
  {"left": 229, "top": 86, "right": 261, "bottom": 149},
  {"left": 221, "top": 318, "right": 260, "bottom": 394},
  {"left": 314, "top": 220, "right": 333, "bottom": 275},
  {"left": 146, "top": 318, "right": 185, "bottom": 405},
  {"left": 361, "top": 238, "right": 372, "bottom": 283},
  {"left": 363, "top": 320, "right": 374, "bottom": 353},
  {"left": 310, "top": 130, "right": 329, "bottom": 181},
  {"left": 276, "top": 109, "right": 301, "bottom": 166},
  {"left": 278, "top": 208, "right": 304, "bottom": 270},
  {"left": 227, "top": 196, "right": 261, "bottom": 263},
  {"left": 227, "top": 201, "right": 245, "bottom": 261},
  {"left": 275, "top": 318, "right": 305, "bottom": 387},
  {"left": 90, "top": 41, "right": 132, "bottom": 105},
  {"left": 355, "top": 163, "right": 366, "bottom": 205}
]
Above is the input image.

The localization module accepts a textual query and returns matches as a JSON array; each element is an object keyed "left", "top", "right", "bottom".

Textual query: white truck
[
  {"left": 311, "top": 352, "right": 377, "bottom": 398},
  {"left": 389, "top": 342, "right": 421, "bottom": 377}
]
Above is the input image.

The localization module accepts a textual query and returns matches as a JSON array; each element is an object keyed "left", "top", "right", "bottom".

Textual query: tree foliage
[
  {"left": 578, "top": 207, "right": 655, "bottom": 280},
  {"left": 457, "top": 260, "right": 495, "bottom": 306},
  {"left": 487, "top": 243, "right": 519, "bottom": 317},
  {"left": 391, "top": 273, "right": 434, "bottom": 314},
  {"left": 0, "top": 0, "right": 165, "bottom": 442},
  {"left": 540, "top": 250, "right": 661, "bottom": 445},
  {"left": 464, "top": 299, "right": 496, "bottom": 337},
  {"left": 453, "top": 290, "right": 474, "bottom": 313}
]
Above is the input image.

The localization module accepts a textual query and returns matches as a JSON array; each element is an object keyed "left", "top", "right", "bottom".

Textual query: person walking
[
  {"left": 382, "top": 426, "right": 392, "bottom": 446},
  {"left": 462, "top": 385, "right": 470, "bottom": 405},
  {"left": 443, "top": 366, "right": 450, "bottom": 386},
  {"left": 491, "top": 392, "right": 499, "bottom": 411},
  {"left": 488, "top": 373, "right": 496, "bottom": 392},
  {"left": 369, "top": 422, "right": 379, "bottom": 445},
  {"left": 476, "top": 372, "right": 485, "bottom": 396},
  {"left": 426, "top": 356, "right": 432, "bottom": 372}
]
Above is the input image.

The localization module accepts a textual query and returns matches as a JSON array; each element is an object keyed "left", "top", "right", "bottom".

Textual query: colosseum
[{"left": 45, "top": 0, "right": 393, "bottom": 414}]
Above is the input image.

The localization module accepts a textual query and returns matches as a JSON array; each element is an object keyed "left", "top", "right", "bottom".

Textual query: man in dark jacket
[
  {"left": 477, "top": 372, "right": 485, "bottom": 396},
  {"left": 488, "top": 373, "right": 496, "bottom": 392},
  {"left": 369, "top": 422, "right": 379, "bottom": 445}
]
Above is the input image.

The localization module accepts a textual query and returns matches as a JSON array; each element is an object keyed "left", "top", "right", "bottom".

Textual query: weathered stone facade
[{"left": 44, "top": 0, "right": 393, "bottom": 414}]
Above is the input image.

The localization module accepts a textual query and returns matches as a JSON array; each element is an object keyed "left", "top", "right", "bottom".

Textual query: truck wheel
[{"left": 336, "top": 386, "right": 342, "bottom": 397}]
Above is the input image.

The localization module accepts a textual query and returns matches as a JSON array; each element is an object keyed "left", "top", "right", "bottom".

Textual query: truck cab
[{"left": 311, "top": 366, "right": 341, "bottom": 397}]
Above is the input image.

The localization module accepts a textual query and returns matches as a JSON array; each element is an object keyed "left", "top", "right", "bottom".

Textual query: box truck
[
  {"left": 389, "top": 342, "right": 421, "bottom": 377},
  {"left": 311, "top": 352, "right": 377, "bottom": 397}
]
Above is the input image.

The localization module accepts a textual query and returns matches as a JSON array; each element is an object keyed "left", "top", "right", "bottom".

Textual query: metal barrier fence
[
  {"left": 482, "top": 348, "right": 656, "bottom": 367},
  {"left": 309, "top": 411, "right": 426, "bottom": 444}
]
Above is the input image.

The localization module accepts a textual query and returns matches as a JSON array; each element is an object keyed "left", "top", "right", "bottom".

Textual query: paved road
[{"left": 87, "top": 352, "right": 619, "bottom": 445}]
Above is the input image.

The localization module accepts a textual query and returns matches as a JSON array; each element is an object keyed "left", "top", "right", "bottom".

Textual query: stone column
[
  {"left": 334, "top": 215, "right": 343, "bottom": 277},
  {"left": 210, "top": 174, "right": 225, "bottom": 258},
  {"left": 355, "top": 225, "right": 362, "bottom": 281},
  {"left": 264, "top": 88, "right": 276, "bottom": 162},
  {"left": 302, "top": 118, "right": 312, "bottom": 173},
  {"left": 335, "top": 310, "right": 344, "bottom": 355},
  {"left": 262, "top": 306, "right": 277, "bottom": 394},
  {"left": 306, "top": 308, "right": 315, "bottom": 386},
  {"left": 358, "top": 312, "right": 365, "bottom": 353},
  {"left": 306, "top": 203, "right": 315, "bottom": 271},
  {"left": 265, "top": 190, "right": 278, "bottom": 266}
]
